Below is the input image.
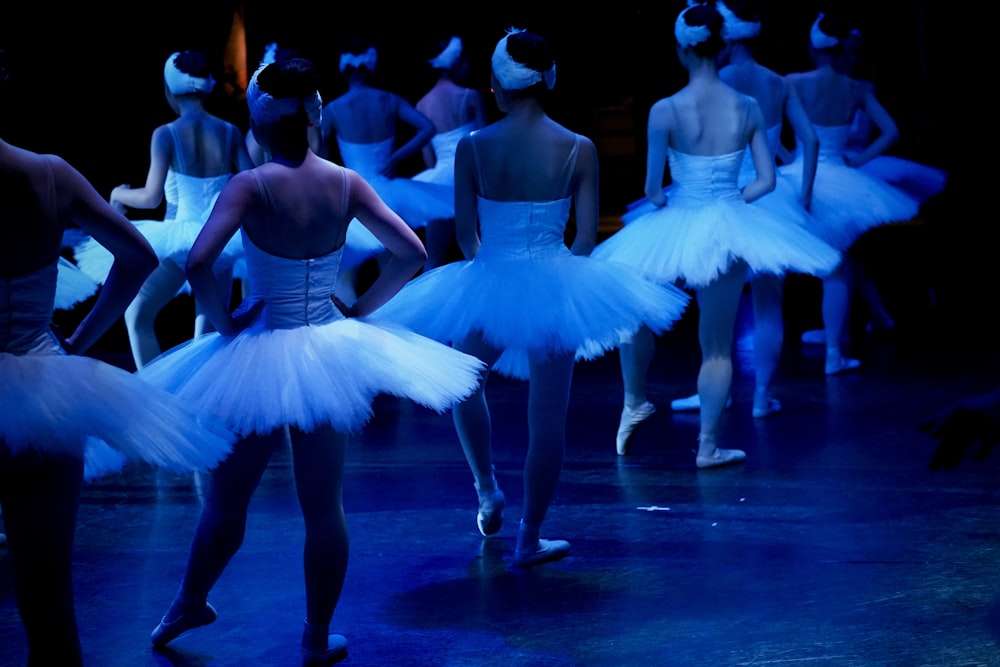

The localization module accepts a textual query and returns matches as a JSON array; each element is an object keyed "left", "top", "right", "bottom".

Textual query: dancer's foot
[
  {"left": 669, "top": 394, "right": 733, "bottom": 412},
  {"left": 514, "top": 538, "right": 571, "bottom": 568},
  {"left": 477, "top": 488, "right": 505, "bottom": 537},
  {"left": 825, "top": 356, "right": 862, "bottom": 376},
  {"left": 695, "top": 448, "right": 746, "bottom": 469},
  {"left": 752, "top": 397, "right": 782, "bottom": 419},
  {"left": 151, "top": 603, "right": 217, "bottom": 647},
  {"left": 616, "top": 401, "right": 656, "bottom": 455},
  {"left": 302, "top": 634, "right": 348, "bottom": 667},
  {"left": 800, "top": 328, "right": 826, "bottom": 345}
]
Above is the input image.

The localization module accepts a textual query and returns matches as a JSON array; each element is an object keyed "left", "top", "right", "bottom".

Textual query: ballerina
[
  {"left": 413, "top": 35, "right": 489, "bottom": 269},
  {"left": 73, "top": 50, "right": 254, "bottom": 369},
  {"left": 373, "top": 28, "right": 689, "bottom": 566},
  {"left": 594, "top": 3, "right": 840, "bottom": 463},
  {"left": 138, "top": 56, "right": 483, "bottom": 664}
]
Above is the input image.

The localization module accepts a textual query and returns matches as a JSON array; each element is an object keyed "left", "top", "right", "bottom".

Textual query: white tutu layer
[
  {"left": 412, "top": 123, "right": 473, "bottom": 186},
  {"left": 596, "top": 194, "right": 842, "bottom": 288},
  {"left": 0, "top": 352, "right": 235, "bottom": 479},
  {"left": 853, "top": 154, "right": 947, "bottom": 203},
  {"left": 342, "top": 220, "right": 388, "bottom": 269},
  {"left": 136, "top": 316, "right": 485, "bottom": 437},
  {"left": 55, "top": 258, "right": 99, "bottom": 310},
  {"left": 372, "top": 252, "right": 691, "bottom": 380},
  {"left": 779, "top": 159, "right": 921, "bottom": 250}
]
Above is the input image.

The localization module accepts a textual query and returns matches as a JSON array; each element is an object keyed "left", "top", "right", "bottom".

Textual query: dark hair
[
  {"left": 814, "top": 13, "right": 852, "bottom": 52},
  {"left": 173, "top": 50, "right": 211, "bottom": 79},
  {"left": 679, "top": 4, "right": 726, "bottom": 58},
  {"left": 503, "top": 30, "right": 554, "bottom": 95},
  {"left": 256, "top": 57, "right": 320, "bottom": 101}
]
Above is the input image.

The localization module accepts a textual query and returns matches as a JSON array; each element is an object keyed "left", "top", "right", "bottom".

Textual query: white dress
[
  {"left": 371, "top": 134, "right": 691, "bottom": 381},
  {"left": 412, "top": 122, "right": 476, "bottom": 186},
  {"left": 136, "top": 168, "right": 484, "bottom": 437},
  {"left": 1, "top": 261, "right": 234, "bottom": 480},
  {"left": 338, "top": 137, "right": 455, "bottom": 270},
  {"left": 73, "top": 125, "right": 243, "bottom": 293},
  {"left": 594, "top": 133, "right": 842, "bottom": 288},
  {"left": 779, "top": 124, "right": 921, "bottom": 250}
]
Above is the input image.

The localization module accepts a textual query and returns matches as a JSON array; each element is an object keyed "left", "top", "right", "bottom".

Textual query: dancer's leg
[
  {"left": 159, "top": 431, "right": 280, "bottom": 624},
  {"left": 750, "top": 272, "right": 784, "bottom": 417},
  {"left": 124, "top": 260, "right": 186, "bottom": 370},
  {"left": 0, "top": 451, "right": 84, "bottom": 667},
  {"left": 822, "top": 259, "right": 861, "bottom": 374},
  {"left": 290, "top": 425, "right": 349, "bottom": 649},
  {"left": 616, "top": 325, "right": 658, "bottom": 454},
  {"left": 452, "top": 332, "right": 505, "bottom": 534},
  {"left": 696, "top": 262, "right": 747, "bottom": 467},
  {"left": 850, "top": 254, "right": 894, "bottom": 331}
]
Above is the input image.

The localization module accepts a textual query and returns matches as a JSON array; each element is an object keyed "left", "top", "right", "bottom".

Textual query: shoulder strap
[
  {"left": 555, "top": 134, "right": 581, "bottom": 195},
  {"left": 167, "top": 124, "right": 186, "bottom": 172},
  {"left": 338, "top": 164, "right": 350, "bottom": 218},
  {"left": 249, "top": 168, "right": 275, "bottom": 215},
  {"left": 41, "top": 155, "right": 57, "bottom": 223},
  {"left": 468, "top": 131, "right": 489, "bottom": 199}
]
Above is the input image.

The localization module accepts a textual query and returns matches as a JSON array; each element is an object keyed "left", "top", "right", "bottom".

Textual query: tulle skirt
[
  {"left": 1, "top": 351, "right": 235, "bottom": 480},
  {"left": 595, "top": 195, "right": 842, "bottom": 288},
  {"left": 370, "top": 252, "right": 691, "bottom": 380},
  {"left": 55, "top": 258, "right": 99, "bottom": 310},
  {"left": 136, "top": 316, "right": 485, "bottom": 437},
  {"left": 779, "top": 160, "right": 921, "bottom": 250},
  {"left": 849, "top": 153, "right": 947, "bottom": 203}
]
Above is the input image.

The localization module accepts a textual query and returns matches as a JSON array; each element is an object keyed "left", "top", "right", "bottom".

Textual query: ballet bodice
[
  {"left": 430, "top": 123, "right": 476, "bottom": 167},
  {"left": 1, "top": 260, "right": 61, "bottom": 355},
  {"left": 738, "top": 125, "right": 782, "bottom": 186},
  {"left": 667, "top": 148, "right": 744, "bottom": 206},
  {"left": 240, "top": 231, "right": 346, "bottom": 330},
  {"left": 475, "top": 197, "right": 573, "bottom": 261},
  {"left": 336, "top": 137, "right": 394, "bottom": 182},
  {"left": 814, "top": 124, "right": 850, "bottom": 164},
  {"left": 167, "top": 171, "right": 230, "bottom": 222}
]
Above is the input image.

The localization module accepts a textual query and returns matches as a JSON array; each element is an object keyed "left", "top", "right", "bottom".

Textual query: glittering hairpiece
[
  {"left": 163, "top": 52, "right": 215, "bottom": 95},
  {"left": 430, "top": 36, "right": 463, "bottom": 69},
  {"left": 339, "top": 46, "right": 377, "bottom": 73},
  {"left": 810, "top": 14, "right": 840, "bottom": 50},
  {"left": 247, "top": 63, "right": 322, "bottom": 128},
  {"left": 674, "top": 6, "right": 712, "bottom": 48},
  {"left": 491, "top": 28, "right": 556, "bottom": 91},
  {"left": 261, "top": 42, "right": 279, "bottom": 66},
  {"left": 716, "top": 1, "right": 761, "bottom": 42}
]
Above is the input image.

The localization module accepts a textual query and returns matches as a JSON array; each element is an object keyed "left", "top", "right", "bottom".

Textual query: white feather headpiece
[
  {"left": 491, "top": 28, "right": 555, "bottom": 91},
  {"left": 163, "top": 52, "right": 215, "bottom": 95}
]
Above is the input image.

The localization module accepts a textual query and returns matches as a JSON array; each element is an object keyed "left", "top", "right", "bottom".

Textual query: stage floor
[{"left": 3, "top": 267, "right": 1000, "bottom": 667}]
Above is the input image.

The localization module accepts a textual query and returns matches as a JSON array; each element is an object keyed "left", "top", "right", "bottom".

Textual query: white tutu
[
  {"left": 372, "top": 197, "right": 691, "bottom": 380},
  {"left": 54, "top": 257, "right": 99, "bottom": 310},
  {"left": 136, "top": 233, "right": 484, "bottom": 436},
  {"left": 596, "top": 148, "right": 841, "bottom": 288}
]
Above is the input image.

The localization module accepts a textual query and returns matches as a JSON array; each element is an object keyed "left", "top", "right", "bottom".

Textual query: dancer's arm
[
  {"left": 741, "top": 99, "right": 776, "bottom": 204},
  {"left": 346, "top": 171, "right": 426, "bottom": 316},
  {"left": 58, "top": 158, "right": 157, "bottom": 353},
  {"left": 110, "top": 125, "right": 171, "bottom": 211},
  {"left": 453, "top": 134, "right": 481, "bottom": 260},
  {"left": 569, "top": 137, "right": 599, "bottom": 257},
  {"left": 643, "top": 99, "right": 672, "bottom": 207},
  {"left": 847, "top": 84, "right": 899, "bottom": 168},
  {"left": 784, "top": 86, "right": 818, "bottom": 209},
  {"left": 382, "top": 97, "right": 436, "bottom": 178}
]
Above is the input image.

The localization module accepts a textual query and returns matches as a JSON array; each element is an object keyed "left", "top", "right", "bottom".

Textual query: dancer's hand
[
  {"left": 227, "top": 299, "right": 264, "bottom": 334},
  {"left": 924, "top": 388, "right": 1000, "bottom": 470},
  {"left": 331, "top": 294, "right": 353, "bottom": 318}
]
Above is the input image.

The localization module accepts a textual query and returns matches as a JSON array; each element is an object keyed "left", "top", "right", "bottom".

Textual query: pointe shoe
[
  {"left": 150, "top": 603, "right": 217, "bottom": 647},
  {"left": 695, "top": 448, "right": 746, "bottom": 469},
  {"left": 514, "top": 538, "right": 571, "bottom": 568},
  {"left": 800, "top": 329, "right": 826, "bottom": 345},
  {"left": 752, "top": 398, "right": 782, "bottom": 419},
  {"left": 302, "top": 634, "right": 348, "bottom": 667},
  {"left": 825, "top": 357, "right": 861, "bottom": 376},
  {"left": 477, "top": 488, "right": 505, "bottom": 537},
  {"left": 616, "top": 402, "right": 656, "bottom": 455},
  {"left": 669, "top": 394, "right": 733, "bottom": 412}
]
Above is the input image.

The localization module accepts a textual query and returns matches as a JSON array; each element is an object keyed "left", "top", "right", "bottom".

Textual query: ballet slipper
[
  {"left": 695, "top": 448, "right": 746, "bottom": 469},
  {"left": 669, "top": 394, "right": 733, "bottom": 412},
  {"left": 301, "top": 621, "right": 347, "bottom": 667},
  {"left": 514, "top": 538, "right": 571, "bottom": 568},
  {"left": 150, "top": 602, "right": 217, "bottom": 647},
  {"left": 752, "top": 398, "right": 782, "bottom": 419},
  {"left": 476, "top": 488, "right": 505, "bottom": 537},
  {"left": 825, "top": 356, "right": 862, "bottom": 376},
  {"left": 800, "top": 329, "right": 826, "bottom": 345},
  {"left": 616, "top": 401, "right": 656, "bottom": 455}
]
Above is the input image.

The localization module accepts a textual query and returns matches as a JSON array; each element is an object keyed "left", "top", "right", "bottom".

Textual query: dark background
[{"left": 2, "top": 1, "right": 990, "bottom": 337}]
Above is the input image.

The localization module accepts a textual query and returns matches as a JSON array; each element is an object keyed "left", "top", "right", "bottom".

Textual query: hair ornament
[
  {"left": 339, "top": 46, "right": 377, "bottom": 73},
  {"left": 716, "top": 1, "right": 761, "bottom": 42},
  {"left": 674, "top": 6, "right": 712, "bottom": 48},
  {"left": 810, "top": 14, "right": 840, "bottom": 50},
  {"left": 247, "top": 63, "right": 322, "bottom": 128},
  {"left": 430, "top": 36, "right": 463, "bottom": 69},
  {"left": 491, "top": 27, "right": 556, "bottom": 91},
  {"left": 261, "top": 42, "right": 279, "bottom": 66},
  {"left": 163, "top": 52, "right": 215, "bottom": 95}
]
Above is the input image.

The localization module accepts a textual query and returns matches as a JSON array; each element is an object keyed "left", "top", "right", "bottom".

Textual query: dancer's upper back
[
  {"left": 786, "top": 68, "right": 867, "bottom": 127},
  {"left": 323, "top": 88, "right": 400, "bottom": 145},
  {"left": 163, "top": 114, "right": 240, "bottom": 178},
  {"left": 720, "top": 61, "right": 787, "bottom": 132},
  {"left": 1, "top": 144, "right": 64, "bottom": 276},
  {"left": 657, "top": 84, "right": 756, "bottom": 157}
]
